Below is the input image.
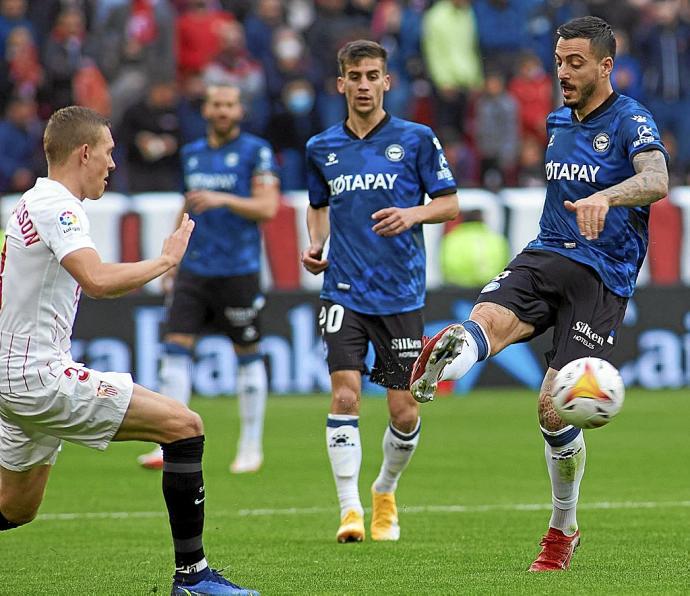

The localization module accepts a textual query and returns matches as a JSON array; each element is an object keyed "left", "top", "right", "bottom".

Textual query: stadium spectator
[
  {"left": 472, "top": 0, "right": 536, "bottom": 77},
  {"left": 120, "top": 79, "right": 182, "bottom": 192},
  {"left": 0, "top": 105, "right": 258, "bottom": 596},
  {"left": 25, "top": 0, "right": 96, "bottom": 51},
  {"left": 411, "top": 16, "right": 669, "bottom": 573},
  {"left": 635, "top": 0, "right": 690, "bottom": 178},
  {"left": 0, "top": 0, "right": 34, "bottom": 52},
  {"left": 243, "top": 0, "right": 284, "bottom": 69},
  {"left": 473, "top": 70, "right": 519, "bottom": 191},
  {"left": 508, "top": 51, "right": 553, "bottom": 145},
  {"left": 301, "top": 40, "right": 459, "bottom": 544},
  {"left": 42, "top": 7, "right": 98, "bottom": 112},
  {"left": 421, "top": 0, "right": 483, "bottom": 138},
  {"left": 440, "top": 210, "right": 510, "bottom": 287},
  {"left": 264, "top": 26, "right": 321, "bottom": 190},
  {"left": 202, "top": 19, "right": 270, "bottom": 135},
  {"left": 370, "top": 0, "right": 423, "bottom": 118},
  {"left": 610, "top": 28, "right": 643, "bottom": 101},
  {"left": 0, "top": 94, "right": 43, "bottom": 193},
  {"left": 137, "top": 83, "right": 280, "bottom": 475},
  {"left": 177, "top": 70, "right": 207, "bottom": 144},
  {"left": 0, "top": 25, "right": 43, "bottom": 111},
  {"left": 95, "top": 0, "right": 176, "bottom": 128},
  {"left": 516, "top": 135, "right": 545, "bottom": 187},
  {"left": 175, "top": 0, "right": 234, "bottom": 76},
  {"left": 305, "top": 0, "right": 370, "bottom": 126}
]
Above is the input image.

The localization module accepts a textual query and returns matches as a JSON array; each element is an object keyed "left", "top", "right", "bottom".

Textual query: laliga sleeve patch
[{"left": 58, "top": 210, "right": 82, "bottom": 236}]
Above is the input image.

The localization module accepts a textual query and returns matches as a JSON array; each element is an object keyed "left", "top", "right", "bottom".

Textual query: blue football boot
[{"left": 171, "top": 568, "right": 259, "bottom": 595}]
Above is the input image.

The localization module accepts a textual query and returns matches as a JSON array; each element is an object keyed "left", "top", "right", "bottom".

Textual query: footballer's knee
[
  {"left": 0, "top": 502, "right": 39, "bottom": 527},
  {"left": 331, "top": 387, "right": 359, "bottom": 415},
  {"left": 161, "top": 404, "right": 204, "bottom": 442}
]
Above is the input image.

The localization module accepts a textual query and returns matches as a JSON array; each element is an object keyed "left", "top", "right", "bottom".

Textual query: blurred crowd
[{"left": 1, "top": 0, "right": 690, "bottom": 196}]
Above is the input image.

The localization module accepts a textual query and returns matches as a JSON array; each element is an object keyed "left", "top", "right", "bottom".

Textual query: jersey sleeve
[
  {"left": 416, "top": 127, "right": 457, "bottom": 198},
  {"left": 35, "top": 199, "right": 96, "bottom": 262},
  {"left": 305, "top": 142, "right": 329, "bottom": 208},
  {"left": 619, "top": 108, "right": 669, "bottom": 165},
  {"left": 252, "top": 141, "right": 279, "bottom": 176}
]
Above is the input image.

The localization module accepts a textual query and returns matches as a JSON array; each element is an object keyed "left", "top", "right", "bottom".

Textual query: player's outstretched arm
[
  {"left": 61, "top": 214, "right": 195, "bottom": 299},
  {"left": 371, "top": 192, "right": 459, "bottom": 237},
  {"left": 564, "top": 149, "right": 668, "bottom": 240},
  {"left": 185, "top": 174, "right": 280, "bottom": 222},
  {"left": 301, "top": 205, "right": 330, "bottom": 275}
]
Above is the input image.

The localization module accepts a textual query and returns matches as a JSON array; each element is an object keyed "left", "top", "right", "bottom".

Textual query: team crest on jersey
[
  {"left": 325, "top": 152, "right": 339, "bottom": 166},
  {"left": 187, "top": 157, "right": 199, "bottom": 169},
  {"left": 633, "top": 124, "right": 656, "bottom": 148},
  {"left": 631, "top": 114, "right": 647, "bottom": 123},
  {"left": 592, "top": 132, "right": 610, "bottom": 153},
  {"left": 58, "top": 210, "right": 81, "bottom": 235},
  {"left": 225, "top": 152, "right": 239, "bottom": 167},
  {"left": 97, "top": 381, "right": 119, "bottom": 398},
  {"left": 385, "top": 144, "right": 404, "bottom": 162}
]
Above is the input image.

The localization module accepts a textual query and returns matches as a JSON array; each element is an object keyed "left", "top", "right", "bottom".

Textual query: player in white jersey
[{"left": 0, "top": 106, "right": 258, "bottom": 596}]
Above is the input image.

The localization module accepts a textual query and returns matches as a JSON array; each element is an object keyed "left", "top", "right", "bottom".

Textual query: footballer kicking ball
[{"left": 552, "top": 357, "right": 625, "bottom": 429}]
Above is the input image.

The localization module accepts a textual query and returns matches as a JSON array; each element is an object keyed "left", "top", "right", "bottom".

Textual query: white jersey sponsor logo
[
  {"left": 185, "top": 172, "right": 238, "bottom": 191},
  {"left": 327, "top": 173, "right": 398, "bottom": 197},
  {"left": 545, "top": 161, "right": 601, "bottom": 182}
]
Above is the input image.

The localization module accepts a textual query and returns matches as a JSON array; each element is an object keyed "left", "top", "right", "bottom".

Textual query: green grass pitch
[{"left": 2, "top": 389, "right": 689, "bottom": 595}]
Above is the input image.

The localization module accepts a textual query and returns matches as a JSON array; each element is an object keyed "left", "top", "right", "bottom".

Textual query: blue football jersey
[
  {"left": 529, "top": 93, "right": 668, "bottom": 297},
  {"left": 180, "top": 132, "right": 277, "bottom": 277},
  {"left": 306, "top": 114, "right": 457, "bottom": 315}
]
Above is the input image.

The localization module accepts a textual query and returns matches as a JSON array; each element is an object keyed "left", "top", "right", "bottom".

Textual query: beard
[{"left": 565, "top": 79, "right": 597, "bottom": 111}]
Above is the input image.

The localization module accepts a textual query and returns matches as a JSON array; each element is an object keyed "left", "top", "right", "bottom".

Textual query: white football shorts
[{"left": 0, "top": 363, "right": 133, "bottom": 472}]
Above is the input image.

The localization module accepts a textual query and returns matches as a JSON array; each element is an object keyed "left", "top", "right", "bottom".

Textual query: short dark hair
[
  {"left": 556, "top": 16, "right": 616, "bottom": 61},
  {"left": 337, "top": 40, "right": 387, "bottom": 76},
  {"left": 44, "top": 106, "right": 110, "bottom": 166}
]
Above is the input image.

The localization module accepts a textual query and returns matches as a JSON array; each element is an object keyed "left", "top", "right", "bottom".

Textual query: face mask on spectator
[
  {"left": 286, "top": 88, "right": 314, "bottom": 115},
  {"left": 275, "top": 38, "right": 302, "bottom": 62}
]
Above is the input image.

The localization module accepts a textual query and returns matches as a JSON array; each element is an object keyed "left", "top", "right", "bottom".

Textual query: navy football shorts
[
  {"left": 165, "top": 269, "right": 263, "bottom": 346},
  {"left": 318, "top": 300, "right": 424, "bottom": 390},
  {"left": 475, "top": 249, "right": 628, "bottom": 370}
]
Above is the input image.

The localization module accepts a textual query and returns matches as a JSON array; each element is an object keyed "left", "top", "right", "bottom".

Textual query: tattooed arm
[
  {"left": 599, "top": 149, "right": 669, "bottom": 207},
  {"left": 563, "top": 149, "right": 668, "bottom": 240}
]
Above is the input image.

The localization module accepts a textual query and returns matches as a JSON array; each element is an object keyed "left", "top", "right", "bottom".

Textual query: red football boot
[
  {"left": 528, "top": 527, "right": 581, "bottom": 571},
  {"left": 409, "top": 324, "right": 465, "bottom": 403}
]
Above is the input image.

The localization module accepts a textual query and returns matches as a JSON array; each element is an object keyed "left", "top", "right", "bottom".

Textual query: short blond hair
[{"left": 43, "top": 106, "right": 110, "bottom": 166}]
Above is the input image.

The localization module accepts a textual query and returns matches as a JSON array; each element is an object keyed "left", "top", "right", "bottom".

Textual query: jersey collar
[
  {"left": 572, "top": 91, "right": 619, "bottom": 124},
  {"left": 343, "top": 112, "right": 391, "bottom": 140}
]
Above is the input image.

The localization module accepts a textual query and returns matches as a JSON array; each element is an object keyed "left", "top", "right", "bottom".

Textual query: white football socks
[
  {"left": 326, "top": 414, "right": 363, "bottom": 517},
  {"left": 236, "top": 357, "right": 268, "bottom": 456},
  {"left": 373, "top": 418, "right": 421, "bottom": 494},
  {"left": 159, "top": 352, "right": 193, "bottom": 406},
  {"left": 441, "top": 330, "right": 480, "bottom": 381},
  {"left": 542, "top": 426, "right": 586, "bottom": 536}
]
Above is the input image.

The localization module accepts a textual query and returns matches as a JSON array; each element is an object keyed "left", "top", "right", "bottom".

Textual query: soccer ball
[{"left": 551, "top": 357, "right": 625, "bottom": 429}]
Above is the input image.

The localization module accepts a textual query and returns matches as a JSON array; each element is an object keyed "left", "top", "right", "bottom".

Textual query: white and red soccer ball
[{"left": 552, "top": 357, "right": 625, "bottom": 429}]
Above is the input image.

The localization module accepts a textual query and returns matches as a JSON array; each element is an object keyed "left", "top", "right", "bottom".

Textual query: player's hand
[
  {"left": 371, "top": 207, "right": 420, "bottom": 237},
  {"left": 301, "top": 245, "right": 329, "bottom": 275},
  {"left": 161, "top": 213, "right": 195, "bottom": 267},
  {"left": 185, "top": 190, "right": 228, "bottom": 213},
  {"left": 564, "top": 195, "right": 609, "bottom": 240}
]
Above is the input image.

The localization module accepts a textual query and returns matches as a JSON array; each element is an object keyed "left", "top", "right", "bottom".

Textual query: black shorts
[
  {"left": 165, "top": 269, "right": 263, "bottom": 346},
  {"left": 319, "top": 300, "right": 424, "bottom": 390},
  {"left": 475, "top": 249, "right": 628, "bottom": 370}
]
